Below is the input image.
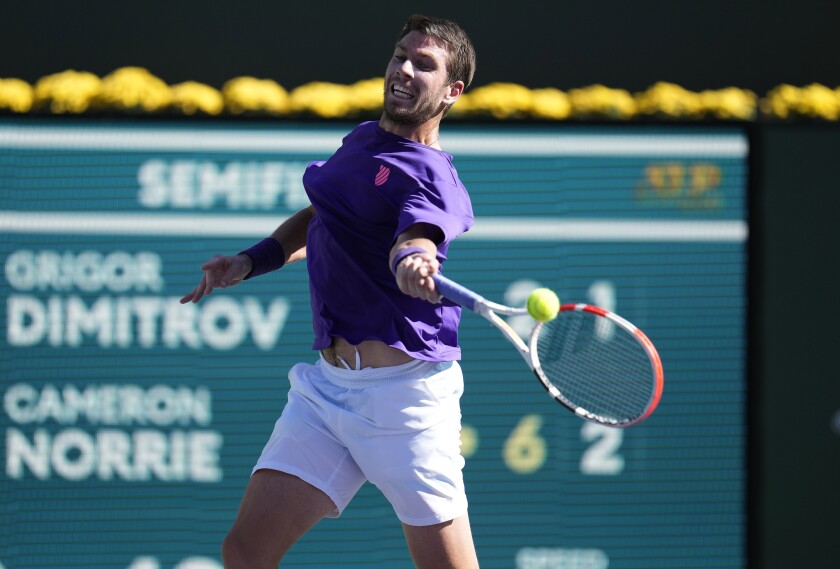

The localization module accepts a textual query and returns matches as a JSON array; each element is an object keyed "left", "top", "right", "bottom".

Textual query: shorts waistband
[{"left": 316, "top": 356, "right": 447, "bottom": 388}]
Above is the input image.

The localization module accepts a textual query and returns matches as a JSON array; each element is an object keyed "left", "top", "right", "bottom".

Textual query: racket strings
[{"left": 536, "top": 311, "right": 654, "bottom": 423}]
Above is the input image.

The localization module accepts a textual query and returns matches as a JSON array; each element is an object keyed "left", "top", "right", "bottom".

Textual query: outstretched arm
[{"left": 180, "top": 205, "right": 316, "bottom": 304}]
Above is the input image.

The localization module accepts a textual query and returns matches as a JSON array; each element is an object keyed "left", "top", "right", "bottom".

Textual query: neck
[{"left": 379, "top": 115, "right": 442, "bottom": 149}]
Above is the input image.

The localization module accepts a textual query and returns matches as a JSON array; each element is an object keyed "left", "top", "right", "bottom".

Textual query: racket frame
[
  {"left": 531, "top": 303, "right": 664, "bottom": 427},
  {"left": 433, "top": 274, "right": 663, "bottom": 428}
]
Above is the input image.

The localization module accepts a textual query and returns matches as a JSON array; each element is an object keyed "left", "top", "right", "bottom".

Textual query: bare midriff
[{"left": 321, "top": 336, "right": 415, "bottom": 369}]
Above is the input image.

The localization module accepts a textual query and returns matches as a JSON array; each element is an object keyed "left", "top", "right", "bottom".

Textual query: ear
[{"left": 442, "top": 80, "right": 465, "bottom": 106}]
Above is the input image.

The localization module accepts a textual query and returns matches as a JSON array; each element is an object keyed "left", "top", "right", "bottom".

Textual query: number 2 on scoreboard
[{"left": 580, "top": 422, "right": 624, "bottom": 475}]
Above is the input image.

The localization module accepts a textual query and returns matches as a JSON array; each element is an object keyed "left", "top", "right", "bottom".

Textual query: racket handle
[{"left": 432, "top": 274, "right": 482, "bottom": 312}]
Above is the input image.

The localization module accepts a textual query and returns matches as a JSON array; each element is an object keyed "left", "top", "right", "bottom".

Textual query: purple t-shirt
[{"left": 303, "top": 121, "right": 474, "bottom": 361}]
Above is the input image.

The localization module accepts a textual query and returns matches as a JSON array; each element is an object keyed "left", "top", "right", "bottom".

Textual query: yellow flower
[
  {"left": 457, "top": 82, "right": 533, "bottom": 119},
  {"left": 799, "top": 83, "right": 840, "bottom": 120},
  {"left": 26, "top": 68, "right": 840, "bottom": 122},
  {"left": 347, "top": 77, "right": 384, "bottom": 115},
  {"left": 170, "top": 81, "right": 224, "bottom": 115},
  {"left": 286, "top": 79, "right": 385, "bottom": 118},
  {"left": 569, "top": 84, "right": 636, "bottom": 119},
  {"left": 34, "top": 70, "right": 101, "bottom": 113},
  {"left": 96, "top": 67, "right": 171, "bottom": 112},
  {"left": 0, "top": 78, "right": 34, "bottom": 112},
  {"left": 289, "top": 82, "right": 354, "bottom": 118},
  {"left": 699, "top": 87, "right": 757, "bottom": 120},
  {"left": 223, "top": 77, "right": 290, "bottom": 115},
  {"left": 761, "top": 83, "right": 840, "bottom": 120},
  {"left": 530, "top": 88, "right": 571, "bottom": 120},
  {"left": 636, "top": 82, "right": 702, "bottom": 118},
  {"left": 760, "top": 84, "right": 798, "bottom": 119}
]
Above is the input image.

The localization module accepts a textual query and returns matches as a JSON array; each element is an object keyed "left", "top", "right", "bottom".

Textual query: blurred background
[
  {"left": 2, "top": 0, "right": 839, "bottom": 93},
  {"left": 1, "top": 1, "right": 839, "bottom": 568}
]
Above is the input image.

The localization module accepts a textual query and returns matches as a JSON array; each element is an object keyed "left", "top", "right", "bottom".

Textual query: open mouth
[{"left": 390, "top": 85, "right": 415, "bottom": 100}]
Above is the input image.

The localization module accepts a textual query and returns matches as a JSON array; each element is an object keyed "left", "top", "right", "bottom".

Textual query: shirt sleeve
[{"left": 396, "top": 181, "right": 474, "bottom": 246}]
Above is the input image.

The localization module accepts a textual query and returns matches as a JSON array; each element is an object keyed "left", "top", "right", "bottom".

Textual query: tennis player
[{"left": 181, "top": 14, "right": 478, "bottom": 569}]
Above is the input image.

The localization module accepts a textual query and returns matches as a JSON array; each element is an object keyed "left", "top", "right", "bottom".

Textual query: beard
[{"left": 383, "top": 86, "right": 445, "bottom": 125}]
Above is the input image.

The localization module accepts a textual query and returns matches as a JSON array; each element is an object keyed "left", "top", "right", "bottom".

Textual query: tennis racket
[{"left": 434, "top": 274, "right": 663, "bottom": 428}]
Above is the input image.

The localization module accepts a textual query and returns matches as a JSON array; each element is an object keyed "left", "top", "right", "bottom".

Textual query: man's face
[{"left": 383, "top": 31, "right": 454, "bottom": 125}]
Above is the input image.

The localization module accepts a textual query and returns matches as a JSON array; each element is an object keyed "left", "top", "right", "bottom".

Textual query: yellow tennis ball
[{"left": 527, "top": 288, "right": 560, "bottom": 322}]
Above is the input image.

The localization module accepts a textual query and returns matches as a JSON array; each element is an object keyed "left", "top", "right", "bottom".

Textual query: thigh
[
  {"left": 349, "top": 361, "right": 468, "bottom": 525},
  {"left": 253, "top": 362, "right": 368, "bottom": 516},
  {"left": 402, "top": 514, "right": 479, "bottom": 569},
  {"left": 225, "top": 470, "right": 336, "bottom": 566}
]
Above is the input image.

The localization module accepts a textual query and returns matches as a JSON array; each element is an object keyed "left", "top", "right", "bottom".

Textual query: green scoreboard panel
[{"left": 0, "top": 120, "right": 748, "bottom": 569}]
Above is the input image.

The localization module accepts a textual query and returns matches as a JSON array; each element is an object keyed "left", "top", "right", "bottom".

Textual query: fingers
[
  {"left": 200, "top": 255, "right": 229, "bottom": 293},
  {"left": 181, "top": 254, "right": 243, "bottom": 305},
  {"left": 395, "top": 253, "right": 441, "bottom": 303},
  {"left": 180, "top": 274, "right": 208, "bottom": 304},
  {"left": 179, "top": 289, "right": 197, "bottom": 304},
  {"left": 203, "top": 254, "right": 251, "bottom": 289},
  {"left": 219, "top": 264, "right": 246, "bottom": 289}
]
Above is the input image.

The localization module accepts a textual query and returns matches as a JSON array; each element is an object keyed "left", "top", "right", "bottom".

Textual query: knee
[
  {"left": 221, "top": 531, "right": 246, "bottom": 567},
  {"left": 222, "top": 529, "right": 283, "bottom": 569}
]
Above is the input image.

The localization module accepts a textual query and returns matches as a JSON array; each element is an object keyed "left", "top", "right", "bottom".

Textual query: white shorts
[{"left": 252, "top": 357, "right": 468, "bottom": 526}]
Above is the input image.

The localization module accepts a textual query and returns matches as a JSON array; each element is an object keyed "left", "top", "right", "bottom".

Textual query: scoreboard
[{"left": 0, "top": 120, "right": 748, "bottom": 569}]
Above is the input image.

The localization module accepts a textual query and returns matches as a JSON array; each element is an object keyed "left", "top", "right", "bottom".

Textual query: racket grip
[{"left": 432, "top": 274, "right": 482, "bottom": 312}]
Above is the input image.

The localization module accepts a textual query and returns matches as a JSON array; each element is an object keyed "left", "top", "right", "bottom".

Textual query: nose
[{"left": 397, "top": 58, "right": 414, "bottom": 78}]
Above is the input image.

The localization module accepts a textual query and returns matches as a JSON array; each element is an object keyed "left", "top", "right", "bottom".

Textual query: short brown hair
[{"left": 398, "top": 14, "right": 477, "bottom": 90}]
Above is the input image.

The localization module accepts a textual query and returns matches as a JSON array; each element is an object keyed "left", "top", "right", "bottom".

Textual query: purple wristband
[
  {"left": 390, "top": 246, "right": 428, "bottom": 275},
  {"left": 239, "top": 238, "right": 285, "bottom": 280}
]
